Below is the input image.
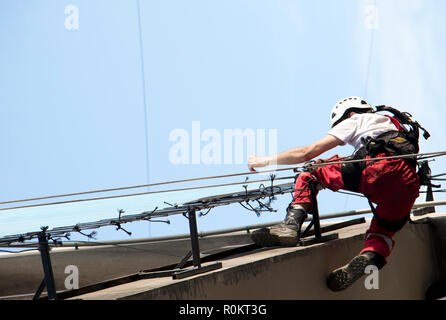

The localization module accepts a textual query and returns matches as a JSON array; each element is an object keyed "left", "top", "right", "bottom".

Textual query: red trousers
[{"left": 292, "top": 154, "right": 420, "bottom": 260}]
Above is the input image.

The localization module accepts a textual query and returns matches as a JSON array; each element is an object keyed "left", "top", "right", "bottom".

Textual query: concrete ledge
[
  {"left": 2, "top": 213, "right": 444, "bottom": 300},
  {"left": 0, "top": 233, "right": 253, "bottom": 298},
  {"left": 70, "top": 215, "right": 444, "bottom": 300}
]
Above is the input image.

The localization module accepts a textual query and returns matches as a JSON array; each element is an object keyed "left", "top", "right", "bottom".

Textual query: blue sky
[{"left": 0, "top": 0, "right": 445, "bottom": 242}]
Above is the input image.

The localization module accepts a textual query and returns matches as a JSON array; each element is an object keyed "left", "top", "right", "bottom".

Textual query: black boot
[
  {"left": 326, "top": 251, "right": 386, "bottom": 292},
  {"left": 251, "top": 205, "right": 308, "bottom": 247}
]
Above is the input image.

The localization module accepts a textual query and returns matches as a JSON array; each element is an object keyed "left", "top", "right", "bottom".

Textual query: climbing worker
[{"left": 247, "top": 96, "right": 427, "bottom": 292}]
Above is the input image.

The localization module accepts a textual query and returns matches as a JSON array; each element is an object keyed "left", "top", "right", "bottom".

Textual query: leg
[
  {"left": 291, "top": 155, "right": 346, "bottom": 212},
  {"left": 359, "top": 157, "right": 419, "bottom": 260},
  {"left": 251, "top": 155, "right": 345, "bottom": 247},
  {"left": 327, "top": 157, "right": 419, "bottom": 291},
  {"left": 361, "top": 196, "right": 417, "bottom": 260},
  {"left": 326, "top": 204, "right": 405, "bottom": 293},
  {"left": 250, "top": 203, "right": 308, "bottom": 247},
  {"left": 326, "top": 250, "right": 386, "bottom": 292}
]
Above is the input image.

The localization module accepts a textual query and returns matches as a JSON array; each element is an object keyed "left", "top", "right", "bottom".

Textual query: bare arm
[{"left": 248, "top": 134, "right": 342, "bottom": 171}]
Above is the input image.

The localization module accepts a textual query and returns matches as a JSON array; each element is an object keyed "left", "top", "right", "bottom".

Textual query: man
[{"left": 247, "top": 96, "right": 420, "bottom": 291}]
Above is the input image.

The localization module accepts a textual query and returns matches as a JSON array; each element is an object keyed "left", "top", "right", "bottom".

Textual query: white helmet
[{"left": 330, "top": 96, "right": 374, "bottom": 128}]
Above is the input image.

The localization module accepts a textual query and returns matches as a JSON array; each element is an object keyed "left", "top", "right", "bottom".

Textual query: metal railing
[{"left": 5, "top": 199, "right": 445, "bottom": 248}]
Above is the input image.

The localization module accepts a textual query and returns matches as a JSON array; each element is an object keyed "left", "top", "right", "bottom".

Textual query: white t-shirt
[{"left": 328, "top": 113, "right": 397, "bottom": 151}]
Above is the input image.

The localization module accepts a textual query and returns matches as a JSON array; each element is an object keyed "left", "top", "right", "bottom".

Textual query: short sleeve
[{"left": 328, "top": 117, "right": 358, "bottom": 146}]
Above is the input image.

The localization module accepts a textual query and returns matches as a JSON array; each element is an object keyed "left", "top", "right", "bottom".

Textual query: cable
[
  {"left": 0, "top": 239, "right": 183, "bottom": 258},
  {"left": 61, "top": 239, "right": 184, "bottom": 258},
  {"left": 136, "top": 0, "right": 152, "bottom": 238},
  {"left": 1, "top": 151, "right": 445, "bottom": 211},
  {"left": 0, "top": 176, "right": 296, "bottom": 211},
  {"left": 0, "top": 168, "right": 294, "bottom": 206},
  {"left": 310, "top": 151, "right": 446, "bottom": 168},
  {"left": 420, "top": 189, "right": 446, "bottom": 194},
  {"left": 337, "top": 190, "right": 366, "bottom": 198},
  {"left": 136, "top": 0, "right": 150, "bottom": 193},
  {"left": 0, "top": 248, "right": 39, "bottom": 254},
  {"left": 1, "top": 160, "right": 444, "bottom": 247},
  {"left": 363, "top": 0, "right": 377, "bottom": 99}
]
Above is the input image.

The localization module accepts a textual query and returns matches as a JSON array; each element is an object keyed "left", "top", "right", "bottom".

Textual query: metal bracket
[
  {"left": 417, "top": 160, "right": 442, "bottom": 215},
  {"left": 139, "top": 208, "right": 222, "bottom": 280},
  {"left": 33, "top": 227, "right": 57, "bottom": 300},
  {"left": 298, "top": 183, "right": 340, "bottom": 246}
]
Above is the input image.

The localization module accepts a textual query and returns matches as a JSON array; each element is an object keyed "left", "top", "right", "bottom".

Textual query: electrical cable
[
  {"left": 0, "top": 176, "right": 296, "bottom": 211},
  {"left": 1, "top": 151, "right": 445, "bottom": 211}
]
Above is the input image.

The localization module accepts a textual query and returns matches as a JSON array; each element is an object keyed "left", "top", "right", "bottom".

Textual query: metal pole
[
  {"left": 38, "top": 230, "right": 57, "bottom": 300},
  {"left": 425, "top": 184, "right": 436, "bottom": 213},
  {"left": 310, "top": 183, "right": 322, "bottom": 238},
  {"left": 187, "top": 209, "right": 201, "bottom": 268}
]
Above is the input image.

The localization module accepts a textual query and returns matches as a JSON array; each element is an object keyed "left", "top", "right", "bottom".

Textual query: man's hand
[{"left": 248, "top": 155, "right": 270, "bottom": 172}]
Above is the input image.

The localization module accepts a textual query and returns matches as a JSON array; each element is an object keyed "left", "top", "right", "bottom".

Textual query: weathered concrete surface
[
  {"left": 70, "top": 214, "right": 445, "bottom": 300},
  {"left": 0, "top": 233, "right": 253, "bottom": 298}
]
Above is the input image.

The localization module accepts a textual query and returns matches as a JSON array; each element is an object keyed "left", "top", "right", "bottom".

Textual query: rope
[
  {"left": 0, "top": 176, "right": 296, "bottom": 212},
  {"left": 0, "top": 168, "right": 293, "bottom": 206},
  {"left": 363, "top": 0, "right": 377, "bottom": 99},
  {"left": 1, "top": 150, "right": 445, "bottom": 211},
  {"left": 307, "top": 151, "right": 446, "bottom": 169}
]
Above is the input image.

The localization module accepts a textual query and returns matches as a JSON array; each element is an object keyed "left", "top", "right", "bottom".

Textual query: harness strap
[
  {"left": 363, "top": 131, "right": 419, "bottom": 164},
  {"left": 341, "top": 129, "right": 418, "bottom": 193},
  {"left": 368, "top": 200, "right": 409, "bottom": 232}
]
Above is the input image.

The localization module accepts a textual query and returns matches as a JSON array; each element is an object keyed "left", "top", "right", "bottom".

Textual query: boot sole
[
  {"left": 326, "top": 255, "right": 371, "bottom": 292},
  {"left": 251, "top": 228, "right": 298, "bottom": 247}
]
